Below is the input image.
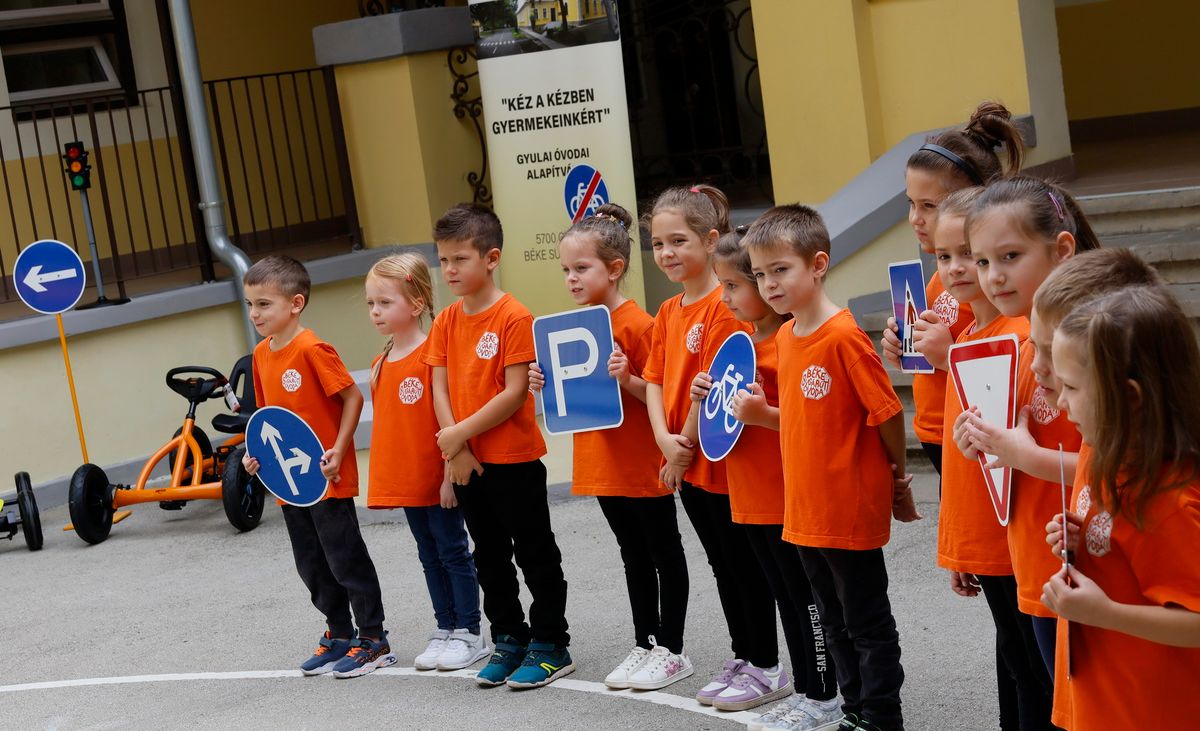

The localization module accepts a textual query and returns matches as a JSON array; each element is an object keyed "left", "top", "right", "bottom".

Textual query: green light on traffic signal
[{"left": 72, "top": 174, "right": 85, "bottom": 187}]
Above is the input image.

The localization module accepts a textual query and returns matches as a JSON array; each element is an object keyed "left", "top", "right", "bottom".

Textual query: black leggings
[
  {"left": 596, "top": 494, "right": 689, "bottom": 654},
  {"left": 744, "top": 523, "right": 837, "bottom": 700},
  {"left": 977, "top": 574, "right": 1058, "bottom": 730},
  {"left": 678, "top": 483, "right": 777, "bottom": 667}
]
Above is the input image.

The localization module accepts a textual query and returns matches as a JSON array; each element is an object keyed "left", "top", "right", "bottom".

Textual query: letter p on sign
[{"left": 533, "top": 305, "right": 624, "bottom": 435}]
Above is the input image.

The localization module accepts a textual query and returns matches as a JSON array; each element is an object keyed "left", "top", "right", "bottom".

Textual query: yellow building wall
[
  {"left": 0, "top": 278, "right": 381, "bottom": 485},
  {"left": 825, "top": 218, "right": 918, "bottom": 310},
  {"left": 1056, "top": 0, "right": 1200, "bottom": 120}
]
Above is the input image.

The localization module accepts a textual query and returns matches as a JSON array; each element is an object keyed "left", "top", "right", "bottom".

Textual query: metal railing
[{"left": 0, "top": 67, "right": 357, "bottom": 309}]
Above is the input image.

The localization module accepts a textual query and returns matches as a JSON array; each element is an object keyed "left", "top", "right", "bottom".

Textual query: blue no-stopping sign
[
  {"left": 246, "top": 406, "right": 329, "bottom": 506},
  {"left": 699, "top": 331, "right": 756, "bottom": 462},
  {"left": 533, "top": 305, "right": 623, "bottom": 435},
  {"left": 14, "top": 240, "right": 86, "bottom": 314}
]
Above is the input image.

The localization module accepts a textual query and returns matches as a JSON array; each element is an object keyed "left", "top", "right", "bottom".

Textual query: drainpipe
[{"left": 166, "top": 0, "right": 258, "bottom": 352}]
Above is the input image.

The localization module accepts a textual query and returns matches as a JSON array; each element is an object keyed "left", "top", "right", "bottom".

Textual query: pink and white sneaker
[
  {"left": 695, "top": 658, "right": 745, "bottom": 705},
  {"left": 711, "top": 663, "right": 793, "bottom": 711},
  {"left": 625, "top": 645, "right": 694, "bottom": 690}
]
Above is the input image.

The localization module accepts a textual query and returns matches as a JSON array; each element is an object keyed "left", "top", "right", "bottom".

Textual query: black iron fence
[{"left": 0, "top": 67, "right": 356, "bottom": 309}]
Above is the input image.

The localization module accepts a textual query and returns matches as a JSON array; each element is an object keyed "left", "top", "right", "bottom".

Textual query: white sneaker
[
  {"left": 748, "top": 694, "right": 806, "bottom": 731},
  {"left": 771, "top": 698, "right": 844, "bottom": 731},
  {"left": 626, "top": 644, "right": 694, "bottom": 690},
  {"left": 604, "top": 645, "right": 652, "bottom": 689},
  {"left": 413, "top": 629, "right": 450, "bottom": 670},
  {"left": 436, "top": 628, "right": 490, "bottom": 670}
]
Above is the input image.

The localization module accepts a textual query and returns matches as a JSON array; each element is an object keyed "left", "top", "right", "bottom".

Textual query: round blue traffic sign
[
  {"left": 14, "top": 240, "right": 86, "bottom": 315},
  {"left": 245, "top": 406, "right": 329, "bottom": 507},
  {"left": 563, "top": 164, "right": 609, "bottom": 222},
  {"left": 698, "top": 331, "right": 757, "bottom": 462}
]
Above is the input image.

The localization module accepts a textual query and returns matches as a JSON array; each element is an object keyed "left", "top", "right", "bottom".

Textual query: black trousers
[
  {"left": 977, "top": 574, "right": 1058, "bottom": 731},
  {"left": 678, "top": 483, "right": 778, "bottom": 667},
  {"left": 597, "top": 494, "right": 689, "bottom": 654},
  {"left": 281, "top": 497, "right": 386, "bottom": 639},
  {"left": 799, "top": 546, "right": 904, "bottom": 730},
  {"left": 920, "top": 441, "right": 943, "bottom": 477},
  {"left": 745, "top": 523, "right": 837, "bottom": 701},
  {"left": 454, "top": 460, "right": 570, "bottom": 647}
]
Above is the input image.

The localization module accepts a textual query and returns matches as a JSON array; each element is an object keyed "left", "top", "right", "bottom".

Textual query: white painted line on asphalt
[{"left": 0, "top": 667, "right": 762, "bottom": 724}]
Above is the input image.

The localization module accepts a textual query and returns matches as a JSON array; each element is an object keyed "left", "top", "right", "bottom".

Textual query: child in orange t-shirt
[
  {"left": 689, "top": 231, "right": 839, "bottom": 724},
  {"left": 241, "top": 255, "right": 395, "bottom": 679},
  {"left": 363, "top": 252, "right": 487, "bottom": 673},
  {"left": 881, "top": 101, "right": 1025, "bottom": 474},
  {"left": 641, "top": 184, "right": 770, "bottom": 705},
  {"left": 1043, "top": 287, "right": 1200, "bottom": 730},
  {"left": 421, "top": 203, "right": 571, "bottom": 690},
  {"left": 745, "top": 204, "right": 912, "bottom": 731},
  {"left": 527, "top": 203, "right": 691, "bottom": 691}
]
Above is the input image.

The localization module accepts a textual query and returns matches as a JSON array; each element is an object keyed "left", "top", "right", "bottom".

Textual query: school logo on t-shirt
[
  {"left": 398, "top": 377, "right": 424, "bottom": 405},
  {"left": 1086, "top": 510, "right": 1113, "bottom": 557},
  {"left": 281, "top": 368, "right": 302, "bottom": 393},
  {"left": 800, "top": 365, "right": 831, "bottom": 400},
  {"left": 685, "top": 323, "right": 704, "bottom": 354},
  {"left": 1076, "top": 485, "right": 1092, "bottom": 517},
  {"left": 933, "top": 290, "right": 960, "bottom": 327},
  {"left": 476, "top": 331, "right": 499, "bottom": 360},
  {"left": 1030, "top": 386, "right": 1060, "bottom": 425}
]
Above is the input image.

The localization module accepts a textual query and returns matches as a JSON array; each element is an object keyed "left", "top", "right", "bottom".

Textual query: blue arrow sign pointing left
[
  {"left": 245, "top": 406, "right": 329, "bottom": 507},
  {"left": 14, "top": 240, "right": 86, "bottom": 315}
]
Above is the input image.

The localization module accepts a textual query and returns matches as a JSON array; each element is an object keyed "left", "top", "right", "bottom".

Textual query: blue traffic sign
[
  {"left": 14, "top": 240, "right": 86, "bottom": 315},
  {"left": 699, "top": 331, "right": 757, "bottom": 462},
  {"left": 245, "top": 406, "right": 329, "bottom": 507},
  {"left": 533, "top": 305, "right": 623, "bottom": 435},
  {"left": 563, "top": 164, "right": 609, "bottom": 223}
]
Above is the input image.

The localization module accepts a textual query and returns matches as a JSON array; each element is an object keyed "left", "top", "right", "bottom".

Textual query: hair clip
[
  {"left": 735, "top": 224, "right": 749, "bottom": 236},
  {"left": 1048, "top": 191, "right": 1065, "bottom": 221},
  {"left": 404, "top": 273, "right": 413, "bottom": 282},
  {"left": 593, "top": 212, "right": 627, "bottom": 230},
  {"left": 689, "top": 186, "right": 701, "bottom": 193}
]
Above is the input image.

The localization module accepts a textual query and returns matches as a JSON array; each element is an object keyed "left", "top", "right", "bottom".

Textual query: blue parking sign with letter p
[{"left": 533, "top": 305, "right": 624, "bottom": 435}]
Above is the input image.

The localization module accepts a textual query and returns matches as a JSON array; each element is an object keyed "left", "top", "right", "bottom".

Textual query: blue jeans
[{"left": 404, "top": 505, "right": 481, "bottom": 635}]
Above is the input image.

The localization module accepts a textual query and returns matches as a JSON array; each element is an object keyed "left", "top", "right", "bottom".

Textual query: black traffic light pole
[{"left": 64, "top": 141, "right": 128, "bottom": 309}]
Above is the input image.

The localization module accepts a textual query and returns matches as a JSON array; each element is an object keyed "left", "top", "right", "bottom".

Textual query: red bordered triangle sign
[{"left": 947, "top": 334, "right": 1020, "bottom": 526}]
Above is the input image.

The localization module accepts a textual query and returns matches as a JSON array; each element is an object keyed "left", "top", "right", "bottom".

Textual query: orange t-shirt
[
  {"left": 367, "top": 342, "right": 444, "bottom": 508},
  {"left": 642, "top": 285, "right": 752, "bottom": 493},
  {"left": 1010, "top": 340, "right": 1082, "bottom": 616},
  {"left": 422, "top": 293, "right": 547, "bottom": 464},
  {"left": 937, "top": 315, "right": 1029, "bottom": 575},
  {"left": 1052, "top": 451, "right": 1200, "bottom": 730},
  {"left": 911, "top": 275, "right": 974, "bottom": 443},
  {"left": 252, "top": 328, "right": 358, "bottom": 500},
  {"left": 570, "top": 300, "right": 667, "bottom": 498},
  {"left": 725, "top": 333, "right": 785, "bottom": 525},
  {"left": 776, "top": 309, "right": 902, "bottom": 550}
]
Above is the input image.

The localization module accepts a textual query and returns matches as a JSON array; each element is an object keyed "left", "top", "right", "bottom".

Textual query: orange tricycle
[{"left": 67, "top": 357, "right": 265, "bottom": 544}]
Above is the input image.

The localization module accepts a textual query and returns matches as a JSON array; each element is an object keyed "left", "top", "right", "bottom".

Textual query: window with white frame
[{"left": 4, "top": 37, "right": 120, "bottom": 103}]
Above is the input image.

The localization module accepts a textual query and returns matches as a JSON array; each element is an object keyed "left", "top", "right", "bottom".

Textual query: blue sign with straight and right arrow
[
  {"left": 245, "top": 406, "right": 329, "bottom": 507},
  {"left": 14, "top": 240, "right": 86, "bottom": 315}
]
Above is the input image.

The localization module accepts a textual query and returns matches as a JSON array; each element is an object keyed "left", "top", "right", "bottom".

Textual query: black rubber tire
[
  {"left": 222, "top": 446, "right": 264, "bottom": 532},
  {"left": 15, "top": 472, "right": 43, "bottom": 551},
  {"left": 168, "top": 426, "right": 214, "bottom": 482},
  {"left": 68, "top": 464, "right": 114, "bottom": 545}
]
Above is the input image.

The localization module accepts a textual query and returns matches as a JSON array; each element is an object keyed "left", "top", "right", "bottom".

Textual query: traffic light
[{"left": 63, "top": 141, "right": 91, "bottom": 191}]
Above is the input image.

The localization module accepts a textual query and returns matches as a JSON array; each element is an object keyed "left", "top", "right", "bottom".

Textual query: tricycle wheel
[
  {"left": 15, "top": 472, "right": 42, "bottom": 551},
  {"left": 168, "top": 425, "right": 214, "bottom": 482},
  {"left": 69, "top": 464, "right": 114, "bottom": 544},
  {"left": 222, "top": 446, "right": 264, "bottom": 532}
]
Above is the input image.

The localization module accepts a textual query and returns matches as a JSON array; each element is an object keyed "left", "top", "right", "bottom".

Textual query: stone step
[
  {"left": 1106, "top": 226, "right": 1200, "bottom": 283},
  {"left": 1078, "top": 186, "right": 1200, "bottom": 236}
]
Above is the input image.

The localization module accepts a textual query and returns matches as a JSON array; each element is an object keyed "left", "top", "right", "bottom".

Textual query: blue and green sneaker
[
  {"left": 506, "top": 642, "right": 575, "bottom": 689},
  {"left": 477, "top": 635, "right": 527, "bottom": 687}
]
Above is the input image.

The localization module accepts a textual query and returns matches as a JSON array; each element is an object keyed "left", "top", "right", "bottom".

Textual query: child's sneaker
[
  {"left": 505, "top": 642, "right": 575, "bottom": 689},
  {"left": 774, "top": 698, "right": 845, "bottom": 730},
  {"left": 749, "top": 693, "right": 805, "bottom": 731},
  {"left": 299, "top": 631, "right": 353, "bottom": 676},
  {"left": 626, "top": 645, "right": 694, "bottom": 690},
  {"left": 331, "top": 632, "right": 397, "bottom": 678},
  {"left": 604, "top": 645, "right": 651, "bottom": 689},
  {"left": 835, "top": 712, "right": 860, "bottom": 730},
  {"left": 437, "top": 628, "right": 490, "bottom": 670},
  {"left": 696, "top": 659, "right": 745, "bottom": 705},
  {"left": 476, "top": 635, "right": 526, "bottom": 687},
  {"left": 713, "top": 664, "right": 792, "bottom": 711},
  {"left": 414, "top": 629, "right": 450, "bottom": 670}
]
